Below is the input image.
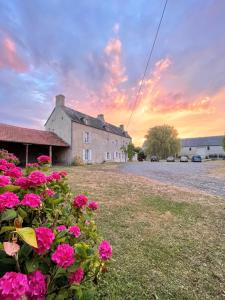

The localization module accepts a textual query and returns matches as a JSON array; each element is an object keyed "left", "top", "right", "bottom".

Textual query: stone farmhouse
[
  {"left": 0, "top": 95, "right": 131, "bottom": 165},
  {"left": 180, "top": 136, "right": 225, "bottom": 158}
]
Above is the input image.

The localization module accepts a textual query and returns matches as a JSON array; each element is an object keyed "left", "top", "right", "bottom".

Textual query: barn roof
[
  {"left": 0, "top": 123, "right": 69, "bottom": 147},
  {"left": 62, "top": 106, "right": 131, "bottom": 138},
  {"left": 181, "top": 136, "right": 224, "bottom": 147}
]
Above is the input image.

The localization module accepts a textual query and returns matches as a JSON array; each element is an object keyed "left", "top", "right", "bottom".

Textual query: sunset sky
[{"left": 0, "top": 0, "right": 225, "bottom": 145}]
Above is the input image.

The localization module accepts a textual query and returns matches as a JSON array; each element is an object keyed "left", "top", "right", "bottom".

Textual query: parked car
[
  {"left": 150, "top": 155, "right": 159, "bottom": 162},
  {"left": 180, "top": 156, "right": 188, "bottom": 162},
  {"left": 192, "top": 155, "right": 202, "bottom": 162},
  {"left": 167, "top": 156, "right": 175, "bottom": 162}
]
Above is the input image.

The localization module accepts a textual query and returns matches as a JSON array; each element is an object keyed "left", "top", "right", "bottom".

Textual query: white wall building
[{"left": 180, "top": 136, "right": 225, "bottom": 158}]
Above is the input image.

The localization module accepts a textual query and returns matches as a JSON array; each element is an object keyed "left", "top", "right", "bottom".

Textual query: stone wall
[{"left": 71, "top": 122, "right": 131, "bottom": 164}]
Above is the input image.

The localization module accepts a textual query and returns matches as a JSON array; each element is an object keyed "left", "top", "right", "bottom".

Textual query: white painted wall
[{"left": 181, "top": 145, "right": 225, "bottom": 158}]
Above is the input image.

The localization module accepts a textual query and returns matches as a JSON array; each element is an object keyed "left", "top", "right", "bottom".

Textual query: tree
[
  {"left": 223, "top": 136, "right": 225, "bottom": 151},
  {"left": 133, "top": 146, "right": 146, "bottom": 161},
  {"left": 143, "top": 125, "right": 180, "bottom": 159},
  {"left": 121, "top": 142, "right": 136, "bottom": 161}
]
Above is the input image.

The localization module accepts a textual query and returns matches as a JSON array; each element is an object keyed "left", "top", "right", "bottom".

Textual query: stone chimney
[
  {"left": 120, "top": 124, "right": 124, "bottom": 131},
  {"left": 97, "top": 114, "right": 105, "bottom": 122},
  {"left": 56, "top": 94, "right": 65, "bottom": 107}
]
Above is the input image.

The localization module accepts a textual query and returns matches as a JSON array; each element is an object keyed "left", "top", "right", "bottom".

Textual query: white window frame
[
  {"left": 83, "top": 149, "right": 92, "bottom": 162},
  {"left": 83, "top": 131, "right": 90, "bottom": 144},
  {"left": 106, "top": 152, "right": 111, "bottom": 160}
]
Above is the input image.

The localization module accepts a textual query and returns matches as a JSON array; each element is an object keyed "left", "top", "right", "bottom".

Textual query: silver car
[{"left": 180, "top": 156, "right": 188, "bottom": 162}]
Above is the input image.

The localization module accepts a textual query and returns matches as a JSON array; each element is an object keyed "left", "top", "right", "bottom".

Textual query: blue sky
[{"left": 0, "top": 0, "right": 225, "bottom": 144}]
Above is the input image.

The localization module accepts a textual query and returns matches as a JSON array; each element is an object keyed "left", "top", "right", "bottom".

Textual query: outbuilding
[
  {"left": 0, "top": 123, "right": 69, "bottom": 165},
  {"left": 180, "top": 136, "right": 225, "bottom": 159}
]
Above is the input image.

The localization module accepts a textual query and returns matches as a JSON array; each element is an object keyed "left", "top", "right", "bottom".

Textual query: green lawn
[{"left": 55, "top": 164, "right": 225, "bottom": 299}]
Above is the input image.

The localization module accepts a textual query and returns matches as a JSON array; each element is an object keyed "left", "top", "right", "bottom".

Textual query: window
[
  {"left": 189, "top": 147, "right": 192, "bottom": 151},
  {"left": 106, "top": 152, "right": 111, "bottom": 160},
  {"left": 207, "top": 146, "right": 210, "bottom": 150},
  {"left": 83, "top": 149, "right": 91, "bottom": 161},
  {"left": 84, "top": 132, "right": 90, "bottom": 143}
]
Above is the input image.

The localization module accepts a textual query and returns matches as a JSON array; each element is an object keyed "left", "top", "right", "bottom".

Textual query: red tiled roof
[{"left": 0, "top": 123, "right": 69, "bottom": 147}]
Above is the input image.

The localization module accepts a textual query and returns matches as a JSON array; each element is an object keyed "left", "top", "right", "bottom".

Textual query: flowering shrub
[{"left": 0, "top": 151, "right": 112, "bottom": 299}]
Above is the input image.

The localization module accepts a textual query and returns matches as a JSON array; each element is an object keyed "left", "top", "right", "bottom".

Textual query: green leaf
[
  {"left": 0, "top": 185, "right": 20, "bottom": 192},
  {"left": 0, "top": 226, "right": 15, "bottom": 234},
  {"left": 17, "top": 207, "right": 27, "bottom": 219},
  {"left": 70, "top": 285, "right": 83, "bottom": 299},
  {"left": 47, "top": 198, "right": 63, "bottom": 205},
  {"left": 46, "top": 294, "right": 56, "bottom": 300},
  {"left": 1, "top": 209, "right": 17, "bottom": 221},
  {"left": 54, "top": 289, "right": 68, "bottom": 299},
  {"left": 56, "top": 230, "right": 67, "bottom": 239},
  {"left": 54, "top": 267, "right": 66, "bottom": 279},
  {"left": 16, "top": 227, "right": 37, "bottom": 248},
  {"left": 26, "top": 259, "right": 39, "bottom": 272},
  {"left": 67, "top": 261, "right": 80, "bottom": 272},
  {"left": 19, "top": 244, "right": 32, "bottom": 259}
]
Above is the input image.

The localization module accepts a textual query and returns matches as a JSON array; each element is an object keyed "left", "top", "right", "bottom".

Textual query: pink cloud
[{"left": 0, "top": 36, "right": 28, "bottom": 72}]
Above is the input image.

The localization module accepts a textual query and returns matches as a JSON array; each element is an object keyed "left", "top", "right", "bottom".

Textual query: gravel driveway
[{"left": 120, "top": 161, "right": 225, "bottom": 197}]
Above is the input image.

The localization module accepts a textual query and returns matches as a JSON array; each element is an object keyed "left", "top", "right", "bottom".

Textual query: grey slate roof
[
  {"left": 181, "top": 136, "right": 224, "bottom": 147},
  {"left": 62, "top": 106, "right": 131, "bottom": 138}
]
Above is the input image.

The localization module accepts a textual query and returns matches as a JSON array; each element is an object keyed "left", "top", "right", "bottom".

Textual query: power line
[{"left": 126, "top": 0, "right": 168, "bottom": 129}]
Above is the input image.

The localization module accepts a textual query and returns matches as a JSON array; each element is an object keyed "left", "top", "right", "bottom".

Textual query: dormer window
[{"left": 81, "top": 117, "right": 88, "bottom": 125}]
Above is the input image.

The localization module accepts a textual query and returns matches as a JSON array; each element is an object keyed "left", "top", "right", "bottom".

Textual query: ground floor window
[
  {"left": 83, "top": 149, "right": 92, "bottom": 161},
  {"left": 106, "top": 152, "right": 111, "bottom": 160}
]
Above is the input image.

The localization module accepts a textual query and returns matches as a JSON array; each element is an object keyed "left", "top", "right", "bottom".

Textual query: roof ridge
[
  {"left": 0, "top": 122, "right": 49, "bottom": 134},
  {"left": 63, "top": 105, "right": 131, "bottom": 138},
  {"left": 181, "top": 135, "right": 224, "bottom": 140}
]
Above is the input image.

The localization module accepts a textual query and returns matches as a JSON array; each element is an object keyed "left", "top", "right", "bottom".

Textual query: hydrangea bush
[{"left": 0, "top": 150, "right": 112, "bottom": 299}]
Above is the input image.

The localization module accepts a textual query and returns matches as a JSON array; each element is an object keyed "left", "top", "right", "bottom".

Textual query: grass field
[{"left": 56, "top": 164, "right": 225, "bottom": 299}]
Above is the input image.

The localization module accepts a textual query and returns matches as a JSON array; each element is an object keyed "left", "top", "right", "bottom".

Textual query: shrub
[
  {"left": 0, "top": 151, "right": 112, "bottom": 299},
  {"left": 72, "top": 156, "right": 84, "bottom": 166}
]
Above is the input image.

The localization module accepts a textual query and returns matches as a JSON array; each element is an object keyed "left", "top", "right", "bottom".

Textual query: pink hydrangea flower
[
  {"left": 98, "top": 240, "right": 112, "bottom": 261},
  {"left": 28, "top": 171, "right": 46, "bottom": 187},
  {"left": 0, "top": 164, "right": 7, "bottom": 172},
  {"left": 42, "top": 188, "right": 55, "bottom": 198},
  {"left": 73, "top": 194, "right": 88, "bottom": 208},
  {"left": 0, "top": 175, "right": 11, "bottom": 187},
  {"left": 0, "top": 159, "right": 8, "bottom": 165},
  {"left": 5, "top": 167, "right": 22, "bottom": 178},
  {"left": 57, "top": 225, "right": 67, "bottom": 231},
  {"left": 34, "top": 227, "right": 55, "bottom": 254},
  {"left": 68, "top": 267, "right": 84, "bottom": 285},
  {"left": 37, "top": 155, "right": 51, "bottom": 164},
  {"left": 21, "top": 193, "right": 41, "bottom": 208},
  {"left": 59, "top": 170, "right": 67, "bottom": 177},
  {"left": 0, "top": 191, "right": 19, "bottom": 212},
  {"left": 46, "top": 171, "right": 61, "bottom": 182},
  {"left": 15, "top": 177, "right": 31, "bottom": 189},
  {"left": 50, "top": 171, "right": 61, "bottom": 180},
  {"left": 0, "top": 272, "right": 29, "bottom": 299},
  {"left": 26, "top": 162, "right": 39, "bottom": 168},
  {"left": 51, "top": 244, "right": 75, "bottom": 269},
  {"left": 88, "top": 201, "right": 99, "bottom": 210},
  {"left": 69, "top": 226, "right": 81, "bottom": 238},
  {"left": 6, "top": 162, "right": 16, "bottom": 169},
  {"left": 26, "top": 270, "right": 47, "bottom": 300}
]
